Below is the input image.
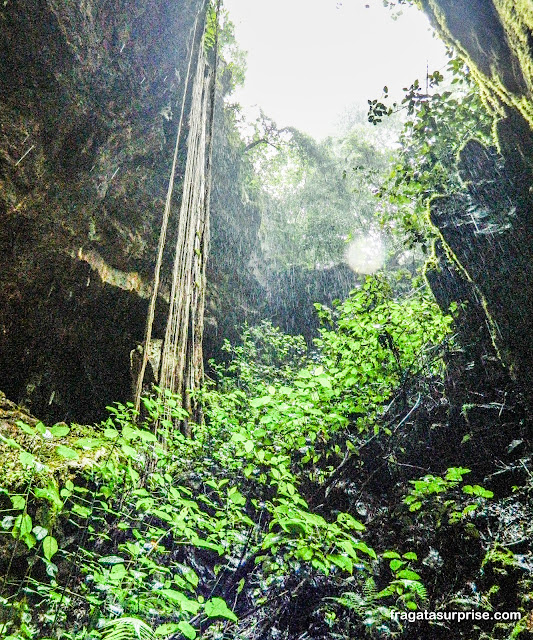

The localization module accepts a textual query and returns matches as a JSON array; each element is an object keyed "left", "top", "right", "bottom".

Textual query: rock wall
[
  {"left": 0, "top": 0, "right": 230, "bottom": 422},
  {"left": 421, "top": 0, "right": 533, "bottom": 399}
]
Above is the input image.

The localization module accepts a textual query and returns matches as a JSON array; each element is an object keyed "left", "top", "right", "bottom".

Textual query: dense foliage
[
  {"left": 369, "top": 58, "right": 492, "bottom": 251},
  {"left": 0, "top": 277, "right": 456, "bottom": 640},
  {"left": 245, "top": 116, "right": 397, "bottom": 271}
]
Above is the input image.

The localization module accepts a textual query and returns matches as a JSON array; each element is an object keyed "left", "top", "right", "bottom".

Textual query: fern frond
[
  {"left": 333, "top": 591, "right": 367, "bottom": 614},
  {"left": 100, "top": 617, "right": 155, "bottom": 640},
  {"left": 362, "top": 576, "right": 378, "bottom": 601},
  {"left": 411, "top": 581, "right": 428, "bottom": 602}
]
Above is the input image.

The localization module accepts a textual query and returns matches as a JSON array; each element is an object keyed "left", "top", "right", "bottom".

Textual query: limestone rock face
[
  {"left": 421, "top": 0, "right": 533, "bottom": 399},
  {"left": 421, "top": 0, "right": 533, "bottom": 126},
  {"left": 0, "top": 0, "right": 234, "bottom": 422}
]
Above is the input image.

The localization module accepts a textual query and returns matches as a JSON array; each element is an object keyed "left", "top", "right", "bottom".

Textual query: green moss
[
  {"left": 482, "top": 544, "right": 519, "bottom": 572},
  {"left": 0, "top": 418, "right": 109, "bottom": 492},
  {"left": 421, "top": 0, "right": 533, "bottom": 133}
]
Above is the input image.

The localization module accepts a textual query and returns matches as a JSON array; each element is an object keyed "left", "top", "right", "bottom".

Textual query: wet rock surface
[{"left": 0, "top": 0, "right": 252, "bottom": 422}]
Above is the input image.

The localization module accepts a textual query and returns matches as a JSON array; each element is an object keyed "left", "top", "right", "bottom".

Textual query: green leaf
[
  {"left": 353, "top": 541, "right": 377, "bottom": 560},
  {"left": 445, "top": 467, "right": 470, "bottom": 481},
  {"left": 155, "top": 623, "right": 181, "bottom": 637},
  {"left": 396, "top": 569, "right": 421, "bottom": 580},
  {"left": 34, "top": 485, "right": 63, "bottom": 509},
  {"left": 177, "top": 622, "right": 197, "bottom": 639},
  {"left": 390, "top": 559, "right": 404, "bottom": 571},
  {"left": 122, "top": 425, "right": 137, "bottom": 441},
  {"left": 22, "top": 532, "right": 37, "bottom": 549},
  {"left": 10, "top": 495, "right": 26, "bottom": 510},
  {"left": 121, "top": 444, "right": 139, "bottom": 459},
  {"left": 50, "top": 424, "right": 70, "bottom": 437},
  {"left": 327, "top": 553, "right": 353, "bottom": 573},
  {"left": 228, "top": 490, "right": 246, "bottom": 506},
  {"left": 296, "top": 546, "right": 314, "bottom": 561},
  {"left": 462, "top": 484, "right": 493, "bottom": 498},
  {"left": 17, "top": 422, "right": 36, "bottom": 436},
  {"left": 249, "top": 396, "right": 272, "bottom": 408},
  {"left": 33, "top": 525, "right": 48, "bottom": 540},
  {"left": 336, "top": 512, "right": 365, "bottom": 531},
  {"left": 315, "top": 374, "right": 332, "bottom": 389},
  {"left": 71, "top": 504, "right": 91, "bottom": 518},
  {"left": 204, "top": 597, "right": 238, "bottom": 622},
  {"left": 55, "top": 445, "right": 79, "bottom": 460},
  {"left": 243, "top": 440, "right": 254, "bottom": 454},
  {"left": 19, "top": 451, "right": 37, "bottom": 468},
  {"left": 160, "top": 589, "right": 201, "bottom": 613},
  {"left": 43, "top": 535, "right": 59, "bottom": 561},
  {"left": 193, "top": 539, "right": 224, "bottom": 554},
  {"left": 14, "top": 513, "right": 32, "bottom": 539},
  {"left": 184, "top": 570, "right": 199, "bottom": 588},
  {"left": 109, "top": 564, "right": 127, "bottom": 580},
  {"left": 74, "top": 437, "right": 103, "bottom": 449},
  {"left": 152, "top": 509, "right": 173, "bottom": 522},
  {"left": 138, "top": 430, "right": 157, "bottom": 443}
]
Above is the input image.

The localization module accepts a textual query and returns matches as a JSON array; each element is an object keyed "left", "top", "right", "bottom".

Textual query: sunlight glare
[{"left": 345, "top": 234, "right": 385, "bottom": 274}]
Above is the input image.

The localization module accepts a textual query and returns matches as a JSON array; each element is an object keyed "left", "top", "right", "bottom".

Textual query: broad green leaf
[
  {"left": 14, "top": 513, "right": 32, "bottom": 539},
  {"left": 327, "top": 553, "right": 353, "bottom": 573},
  {"left": 192, "top": 539, "right": 224, "bottom": 554},
  {"left": 396, "top": 569, "right": 422, "bottom": 581},
  {"left": 336, "top": 512, "right": 365, "bottom": 531},
  {"left": 228, "top": 490, "right": 246, "bottom": 506},
  {"left": 204, "top": 597, "right": 238, "bottom": 622},
  {"left": 33, "top": 525, "right": 48, "bottom": 540},
  {"left": 34, "top": 486, "right": 63, "bottom": 509},
  {"left": 155, "top": 623, "right": 181, "bottom": 637},
  {"left": 55, "top": 445, "right": 79, "bottom": 460},
  {"left": 249, "top": 396, "right": 271, "bottom": 408},
  {"left": 121, "top": 444, "right": 139, "bottom": 459},
  {"left": 353, "top": 541, "right": 377, "bottom": 560},
  {"left": 177, "top": 621, "right": 197, "bottom": 639},
  {"left": 296, "top": 546, "right": 314, "bottom": 561},
  {"left": 50, "top": 424, "right": 70, "bottom": 437},
  {"left": 17, "top": 422, "right": 36, "bottom": 436},
  {"left": 22, "top": 532, "right": 37, "bottom": 549},
  {"left": 71, "top": 504, "right": 91, "bottom": 518},
  {"left": 19, "top": 451, "right": 37, "bottom": 467},
  {"left": 243, "top": 440, "right": 254, "bottom": 454},
  {"left": 43, "top": 535, "right": 59, "bottom": 561},
  {"left": 184, "top": 569, "right": 199, "bottom": 587},
  {"left": 74, "top": 437, "right": 103, "bottom": 449},
  {"left": 160, "top": 589, "right": 201, "bottom": 613},
  {"left": 138, "top": 429, "right": 157, "bottom": 443},
  {"left": 122, "top": 425, "right": 137, "bottom": 441},
  {"left": 109, "top": 563, "right": 127, "bottom": 579},
  {"left": 10, "top": 495, "right": 26, "bottom": 510}
]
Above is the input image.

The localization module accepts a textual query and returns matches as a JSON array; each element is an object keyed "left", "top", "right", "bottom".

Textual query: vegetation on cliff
[{"left": 2, "top": 1, "right": 533, "bottom": 640}]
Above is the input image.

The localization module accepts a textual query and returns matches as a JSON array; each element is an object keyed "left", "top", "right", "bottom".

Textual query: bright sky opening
[{"left": 223, "top": 0, "right": 449, "bottom": 140}]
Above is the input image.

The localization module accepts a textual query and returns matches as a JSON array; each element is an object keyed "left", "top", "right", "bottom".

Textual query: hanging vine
[{"left": 135, "top": 0, "right": 221, "bottom": 435}]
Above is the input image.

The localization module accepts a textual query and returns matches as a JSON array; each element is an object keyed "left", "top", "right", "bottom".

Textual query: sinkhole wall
[
  {"left": 0, "top": 0, "right": 264, "bottom": 423},
  {"left": 421, "top": 0, "right": 533, "bottom": 400}
]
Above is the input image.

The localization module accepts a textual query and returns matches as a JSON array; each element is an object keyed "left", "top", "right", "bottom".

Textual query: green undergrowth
[{"left": 0, "top": 276, "right": 456, "bottom": 639}]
